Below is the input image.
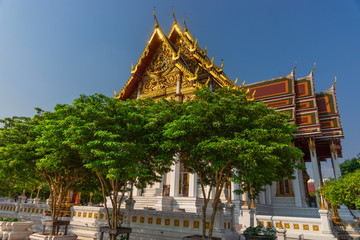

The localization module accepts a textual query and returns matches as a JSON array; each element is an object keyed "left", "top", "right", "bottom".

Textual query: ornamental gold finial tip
[
  {"left": 332, "top": 75, "right": 337, "bottom": 90},
  {"left": 311, "top": 62, "right": 316, "bottom": 76},
  {"left": 153, "top": 7, "right": 159, "bottom": 27},
  {"left": 172, "top": 6, "right": 177, "bottom": 23},
  {"left": 220, "top": 59, "right": 224, "bottom": 71},
  {"left": 183, "top": 15, "right": 188, "bottom": 31},
  {"left": 234, "top": 77, "right": 238, "bottom": 85},
  {"left": 292, "top": 60, "right": 297, "bottom": 75},
  {"left": 241, "top": 80, "right": 245, "bottom": 88},
  {"left": 211, "top": 56, "right": 214, "bottom": 63}
]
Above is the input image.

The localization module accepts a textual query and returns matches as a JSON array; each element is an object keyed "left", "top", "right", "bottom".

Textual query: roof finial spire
[
  {"left": 183, "top": 15, "right": 188, "bottom": 31},
  {"left": 172, "top": 6, "right": 177, "bottom": 23},
  {"left": 292, "top": 60, "right": 297, "bottom": 75},
  {"left": 311, "top": 62, "right": 316, "bottom": 76},
  {"left": 153, "top": 7, "right": 159, "bottom": 28},
  {"left": 332, "top": 75, "right": 337, "bottom": 90}
]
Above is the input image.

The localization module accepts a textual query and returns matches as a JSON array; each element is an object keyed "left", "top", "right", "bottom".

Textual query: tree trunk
[{"left": 202, "top": 204, "right": 207, "bottom": 238}]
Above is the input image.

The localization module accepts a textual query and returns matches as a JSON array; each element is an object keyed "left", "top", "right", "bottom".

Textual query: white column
[
  {"left": 169, "top": 154, "right": 180, "bottom": 197},
  {"left": 176, "top": 80, "right": 181, "bottom": 94},
  {"left": 231, "top": 181, "right": 240, "bottom": 201},
  {"left": 188, "top": 173, "right": 198, "bottom": 197},
  {"left": 292, "top": 168, "right": 303, "bottom": 207},
  {"left": 259, "top": 191, "right": 266, "bottom": 205},
  {"left": 136, "top": 83, "right": 142, "bottom": 99},
  {"left": 308, "top": 138, "right": 321, "bottom": 191},
  {"left": 265, "top": 185, "right": 272, "bottom": 205},
  {"left": 330, "top": 141, "right": 342, "bottom": 179}
]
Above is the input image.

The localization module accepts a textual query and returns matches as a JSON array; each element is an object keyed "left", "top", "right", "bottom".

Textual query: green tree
[
  {"left": 65, "top": 94, "right": 176, "bottom": 239},
  {"left": 0, "top": 106, "right": 94, "bottom": 235},
  {"left": 323, "top": 169, "right": 360, "bottom": 220},
  {"left": 340, "top": 154, "right": 360, "bottom": 175},
  {"left": 163, "top": 87, "right": 303, "bottom": 239},
  {"left": 0, "top": 115, "right": 42, "bottom": 198}
]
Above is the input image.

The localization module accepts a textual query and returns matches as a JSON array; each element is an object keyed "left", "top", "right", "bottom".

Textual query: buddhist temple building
[{"left": 114, "top": 10, "right": 344, "bottom": 227}]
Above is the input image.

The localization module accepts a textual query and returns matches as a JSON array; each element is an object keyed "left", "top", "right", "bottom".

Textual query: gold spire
[
  {"left": 183, "top": 15, "right": 188, "bottom": 32},
  {"left": 153, "top": 7, "right": 159, "bottom": 28},
  {"left": 311, "top": 62, "right": 316, "bottom": 76},
  {"left": 204, "top": 45, "right": 207, "bottom": 56},
  {"left": 332, "top": 75, "right": 337, "bottom": 90},
  {"left": 219, "top": 59, "right": 224, "bottom": 72},
  {"left": 234, "top": 77, "right": 238, "bottom": 85},
  {"left": 292, "top": 60, "right": 297, "bottom": 75},
  {"left": 241, "top": 80, "right": 245, "bottom": 88},
  {"left": 172, "top": 7, "right": 177, "bottom": 24}
]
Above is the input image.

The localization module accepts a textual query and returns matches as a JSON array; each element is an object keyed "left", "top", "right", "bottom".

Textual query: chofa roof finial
[
  {"left": 311, "top": 62, "right": 316, "bottom": 76},
  {"left": 332, "top": 75, "right": 337, "bottom": 90},
  {"left": 292, "top": 60, "right": 297, "bottom": 75},
  {"left": 153, "top": 7, "right": 159, "bottom": 28},
  {"left": 183, "top": 14, "right": 188, "bottom": 31},
  {"left": 172, "top": 6, "right": 177, "bottom": 23}
]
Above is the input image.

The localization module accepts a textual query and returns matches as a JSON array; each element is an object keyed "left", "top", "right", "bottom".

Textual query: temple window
[{"left": 276, "top": 178, "right": 294, "bottom": 197}]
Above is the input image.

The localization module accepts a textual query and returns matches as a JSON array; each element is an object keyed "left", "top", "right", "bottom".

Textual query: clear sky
[{"left": 0, "top": 1, "right": 359, "bottom": 174}]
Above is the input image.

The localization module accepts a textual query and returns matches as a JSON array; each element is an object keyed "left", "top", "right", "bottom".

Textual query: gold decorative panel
[
  {"left": 224, "top": 223, "right": 226, "bottom": 229},
  {"left": 194, "top": 221, "right": 200, "bottom": 229},
  {"left": 156, "top": 218, "right": 161, "bottom": 225},
  {"left": 83, "top": 212, "right": 87, "bottom": 218},
  {"left": 284, "top": 223, "right": 290, "bottom": 229},
  {"left": 100, "top": 214, "right": 104, "bottom": 220},
  {"left": 165, "top": 219, "right": 170, "bottom": 226},
  {"left": 228, "top": 222, "right": 230, "bottom": 229},
  {"left": 140, "top": 217, "right": 145, "bottom": 223},
  {"left": 94, "top": 213, "right": 98, "bottom": 219},
  {"left": 205, "top": 222, "right": 210, "bottom": 229},
  {"left": 294, "top": 224, "right": 299, "bottom": 229},
  {"left": 89, "top": 213, "right": 92, "bottom": 218},
  {"left": 276, "top": 222, "right": 282, "bottom": 228},
  {"left": 267, "top": 222, "right": 273, "bottom": 229},
  {"left": 303, "top": 224, "right": 309, "bottom": 230},
  {"left": 183, "top": 220, "right": 189, "bottom": 228},
  {"left": 259, "top": 221, "right": 264, "bottom": 227},
  {"left": 36, "top": 209, "right": 39, "bottom": 214},
  {"left": 313, "top": 225, "right": 319, "bottom": 231},
  {"left": 132, "top": 216, "right": 137, "bottom": 223},
  {"left": 40, "top": 209, "right": 43, "bottom": 214},
  {"left": 148, "top": 218, "right": 153, "bottom": 224},
  {"left": 174, "top": 219, "right": 179, "bottom": 227},
  {"left": 78, "top": 212, "right": 81, "bottom": 217}
]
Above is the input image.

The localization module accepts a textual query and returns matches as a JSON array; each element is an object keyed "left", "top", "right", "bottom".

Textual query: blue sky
[{"left": 0, "top": 1, "right": 359, "bottom": 175}]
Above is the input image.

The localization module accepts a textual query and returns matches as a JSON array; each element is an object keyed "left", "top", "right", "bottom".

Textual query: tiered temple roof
[{"left": 115, "top": 11, "right": 343, "bottom": 162}]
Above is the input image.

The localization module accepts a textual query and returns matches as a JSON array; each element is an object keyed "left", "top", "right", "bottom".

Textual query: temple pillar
[
  {"left": 188, "top": 173, "right": 198, "bottom": 197},
  {"left": 231, "top": 181, "right": 240, "bottom": 201},
  {"left": 175, "top": 73, "right": 183, "bottom": 102},
  {"left": 169, "top": 154, "right": 180, "bottom": 197},
  {"left": 330, "top": 140, "right": 342, "bottom": 179},
  {"left": 308, "top": 137, "right": 321, "bottom": 192},
  {"left": 136, "top": 83, "right": 142, "bottom": 99},
  {"left": 265, "top": 185, "right": 272, "bottom": 205},
  {"left": 292, "top": 168, "right": 303, "bottom": 207},
  {"left": 259, "top": 191, "right": 266, "bottom": 205}
]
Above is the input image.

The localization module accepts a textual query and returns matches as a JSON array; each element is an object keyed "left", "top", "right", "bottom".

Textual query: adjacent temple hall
[{"left": 114, "top": 11, "right": 344, "bottom": 227}]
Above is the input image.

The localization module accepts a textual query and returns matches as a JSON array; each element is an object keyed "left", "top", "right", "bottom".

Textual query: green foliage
[
  {"left": 64, "top": 94, "right": 176, "bottom": 234},
  {"left": 163, "top": 87, "right": 303, "bottom": 239},
  {"left": 340, "top": 153, "right": 360, "bottom": 175},
  {"left": 0, "top": 218, "right": 19, "bottom": 222},
  {"left": 323, "top": 169, "right": 360, "bottom": 210},
  {"left": 244, "top": 225, "right": 276, "bottom": 237}
]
